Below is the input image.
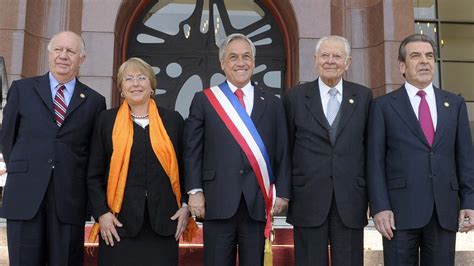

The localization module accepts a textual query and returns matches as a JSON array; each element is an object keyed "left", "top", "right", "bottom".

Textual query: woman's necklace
[{"left": 131, "top": 113, "right": 149, "bottom": 119}]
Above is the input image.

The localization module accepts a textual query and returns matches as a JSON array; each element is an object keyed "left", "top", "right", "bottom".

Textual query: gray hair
[
  {"left": 314, "top": 35, "right": 351, "bottom": 57},
  {"left": 218, "top": 33, "right": 256, "bottom": 61},
  {"left": 47, "top": 31, "right": 86, "bottom": 55},
  {"left": 398, "top": 34, "right": 437, "bottom": 62}
]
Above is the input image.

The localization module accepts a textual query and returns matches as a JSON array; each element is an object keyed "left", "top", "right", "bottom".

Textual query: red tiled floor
[{"left": 84, "top": 226, "right": 294, "bottom": 266}]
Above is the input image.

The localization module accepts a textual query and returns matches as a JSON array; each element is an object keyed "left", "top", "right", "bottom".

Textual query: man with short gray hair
[{"left": 184, "top": 33, "right": 290, "bottom": 265}]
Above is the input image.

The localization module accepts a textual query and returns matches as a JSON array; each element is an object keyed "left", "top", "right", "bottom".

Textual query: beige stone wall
[
  {"left": 80, "top": 0, "right": 123, "bottom": 108},
  {"left": 0, "top": 0, "right": 448, "bottom": 108}
]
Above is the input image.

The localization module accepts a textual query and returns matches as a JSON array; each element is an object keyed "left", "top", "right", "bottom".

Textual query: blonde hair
[{"left": 117, "top": 57, "right": 157, "bottom": 95}]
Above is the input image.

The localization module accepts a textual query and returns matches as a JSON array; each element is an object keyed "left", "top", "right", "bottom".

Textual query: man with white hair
[
  {"left": 1, "top": 31, "right": 105, "bottom": 265},
  {"left": 284, "top": 35, "right": 372, "bottom": 266}
]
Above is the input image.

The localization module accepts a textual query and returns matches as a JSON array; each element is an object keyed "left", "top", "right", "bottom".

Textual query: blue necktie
[{"left": 327, "top": 88, "right": 340, "bottom": 125}]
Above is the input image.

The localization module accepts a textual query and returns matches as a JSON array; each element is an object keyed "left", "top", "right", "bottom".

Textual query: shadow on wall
[
  {"left": 471, "top": 122, "right": 474, "bottom": 146},
  {"left": 0, "top": 56, "right": 6, "bottom": 152},
  {"left": 0, "top": 56, "right": 5, "bottom": 106}
]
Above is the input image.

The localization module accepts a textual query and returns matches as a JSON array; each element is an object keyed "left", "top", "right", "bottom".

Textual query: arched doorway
[{"left": 116, "top": 0, "right": 297, "bottom": 117}]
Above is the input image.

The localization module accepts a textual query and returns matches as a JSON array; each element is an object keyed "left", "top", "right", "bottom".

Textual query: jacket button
[{"left": 239, "top": 170, "right": 244, "bottom": 175}]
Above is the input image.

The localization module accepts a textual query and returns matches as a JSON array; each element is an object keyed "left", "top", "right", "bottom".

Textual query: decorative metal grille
[{"left": 128, "top": 0, "right": 286, "bottom": 117}]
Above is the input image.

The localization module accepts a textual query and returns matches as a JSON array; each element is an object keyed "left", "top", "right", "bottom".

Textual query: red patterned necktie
[
  {"left": 417, "top": 90, "right": 435, "bottom": 146},
  {"left": 54, "top": 85, "right": 68, "bottom": 127},
  {"left": 235, "top": 88, "right": 246, "bottom": 110}
]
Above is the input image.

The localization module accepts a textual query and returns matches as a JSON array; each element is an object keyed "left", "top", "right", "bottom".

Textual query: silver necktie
[{"left": 326, "top": 88, "right": 340, "bottom": 125}]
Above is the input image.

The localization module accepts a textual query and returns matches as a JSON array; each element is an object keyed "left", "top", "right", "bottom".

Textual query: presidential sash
[{"left": 203, "top": 82, "right": 275, "bottom": 239}]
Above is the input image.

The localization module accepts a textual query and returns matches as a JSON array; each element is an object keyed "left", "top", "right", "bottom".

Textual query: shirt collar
[
  {"left": 49, "top": 72, "right": 76, "bottom": 94},
  {"left": 404, "top": 81, "right": 434, "bottom": 99},
  {"left": 227, "top": 80, "right": 253, "bottom": 95},
  {"left": 318, "top": 78, "right": 343, "bottom": 95}
]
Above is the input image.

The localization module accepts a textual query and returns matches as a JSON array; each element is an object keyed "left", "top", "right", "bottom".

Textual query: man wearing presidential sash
[{"left": 184, "top": 33, "right": 291, "bottom": 266}]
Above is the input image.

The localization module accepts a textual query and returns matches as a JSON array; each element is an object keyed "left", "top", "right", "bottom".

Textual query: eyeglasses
[
  {"left": 123, "top": 75, "right": 148, "bottom": 83},
  {"left": 318, "top": 52, "right": 347, "bottom": 62}
]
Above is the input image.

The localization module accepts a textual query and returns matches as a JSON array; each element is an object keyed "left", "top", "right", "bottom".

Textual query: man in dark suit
[
  {"left": 367, "top": 34, "right": 474, "bottom": 265},
  {"left": 1, "top": 31, "right": 106, "bottom": 265},
  {"left": 284, "top": 36, "right": 372, "bottom": 266},
  {"left": 184, "top": 33, "right": 290, "bottom": 265}
]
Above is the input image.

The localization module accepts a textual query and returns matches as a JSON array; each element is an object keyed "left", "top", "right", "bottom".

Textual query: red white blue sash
[{"left": 204, "top": 82, "right": 275, "bottom": 238}]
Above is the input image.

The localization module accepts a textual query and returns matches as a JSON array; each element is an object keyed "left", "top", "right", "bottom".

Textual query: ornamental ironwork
[{"left": 128, "top": 0, "right": 286, "bottom": 117}]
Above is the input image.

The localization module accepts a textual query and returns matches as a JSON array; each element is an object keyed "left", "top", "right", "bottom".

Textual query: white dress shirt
[
  {"left": 405, "top": 82, "right": 438, "bottom": 130},
  {"left": 319, "top": 78, "right": 343, "bottom": 118}
]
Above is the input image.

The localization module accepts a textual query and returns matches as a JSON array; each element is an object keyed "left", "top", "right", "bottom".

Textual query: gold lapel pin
[
  {"left": 80, "top": 93, "right": 86, "bottom": 98},
  {"left": 444, "top": 102, "right": 449, "bottom": 107},
  {"left": 349, "top": 99, "right": 354, "bottom": 104}
]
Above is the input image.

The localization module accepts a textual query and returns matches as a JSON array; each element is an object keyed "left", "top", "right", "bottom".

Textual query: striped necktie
[{"left": 54, "top": 85, "right": 68, "bottom": 127}]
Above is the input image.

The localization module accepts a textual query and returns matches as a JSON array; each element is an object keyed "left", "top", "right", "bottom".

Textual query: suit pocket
[
  {"left": 357, "top": 177, "right": 366, "bottom": 187},
  {"left": 202, "top": 170, "right": 215, "bottom": 181},
  {"left": 387, "top": 178, "right": 407, "bottom": 189},
  {"left": 7, "top": 160, "right": 28, "bottom": 173},
  {"left": 451, "top": 179, "right": 459, "bottom": 191}
]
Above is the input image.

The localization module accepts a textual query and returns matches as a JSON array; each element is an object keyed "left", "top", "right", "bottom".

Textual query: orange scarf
[{"left": 88, "top": 99, "right": 198, "bottom": 242}]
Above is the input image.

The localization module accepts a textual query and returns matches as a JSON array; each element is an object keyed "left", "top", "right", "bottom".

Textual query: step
[{"left": 0, "top": 221, "right": 472, "bottom": 265}]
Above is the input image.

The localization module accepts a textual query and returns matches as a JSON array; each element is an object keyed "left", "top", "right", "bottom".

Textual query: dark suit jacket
[
  {"left": 284, "top": 79, "right": 372, "bottom": 228},
  {"left": 1, "top": 73, "right": 106, "bottom": 225},
  {"left": 183, "top": 83, "right": 291, "bottom": 222},
  {"left": 367, "top": 85, "right": 474, "bottom": 232},
  {"left": 87, "top": 107, "right": 185, "bottom": 237}
]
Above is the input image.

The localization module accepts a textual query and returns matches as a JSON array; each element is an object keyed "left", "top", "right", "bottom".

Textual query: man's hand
[
  {"left": 459, "top": 209, "right": 474, "bottom": 233},
  {"left": 171, "top": 206, "right": 190, "bottom": 240},
  {"left": 273, "top": 197, "right": 289, "bottom": 215},
  {"left": 188, "top": 192, "right": 205, "bottom": 219},
  {"left": 373, "top": 210, "right": 396, "bottom": 240},
  {"left": 98, "top": 212, "right": 123, "bottom": 246}
]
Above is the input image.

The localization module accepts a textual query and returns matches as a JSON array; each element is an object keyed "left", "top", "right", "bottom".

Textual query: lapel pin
[
  {"left": 80, "top": 93, "right": 85, "bottom": 98},
  {"left": 260, "top": 96, "right": 264, "bottom": 100},
  {"left": 349, "top": 99, "right": 354, "bottom": 104},
  {"left": 444, "top": 102, "right": 449, "bottom": 107}
]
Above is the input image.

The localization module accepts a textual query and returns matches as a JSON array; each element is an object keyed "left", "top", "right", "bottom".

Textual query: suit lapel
[
  {"left": 250, "top": 87, "right": 267, "bottom": 126},
  {"left": 389, "top": 86, "right": 430, "bottom": 146},
  {"left": 64, "top": 80, "right": 87, "bottom": 121},
  {"left": 34, "top": 74, "right": 55, "bottom": 116},
  {"left": 432, "top": 87, "right": 451, "bottom": 149},
  {"left": 335, "top": 81, "right": 358, "bottom": 139},
  {"left": 304, "top": 80, "right": 331, "bottom": 132}
]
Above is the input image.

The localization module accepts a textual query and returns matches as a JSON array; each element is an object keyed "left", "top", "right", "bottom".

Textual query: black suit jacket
[
  {"left": 1, "top": 73, "right": 106, "bottom": 225},
  {"left": 183, "top": 83, "right": 291, "bottom": 222},
  {"left": 284, "top": 79, "right": 372, "bottom": 229},
  {"left": 87, "top": 106, "right": 185, "bottom": 237},
  {"left": 367, "top": 85, "right": 474, "bottom": 231}
]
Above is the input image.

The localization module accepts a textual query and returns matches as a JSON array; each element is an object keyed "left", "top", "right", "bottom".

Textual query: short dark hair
[{"left": 398, "top": 34, "right": 437, "bottom": 62}]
